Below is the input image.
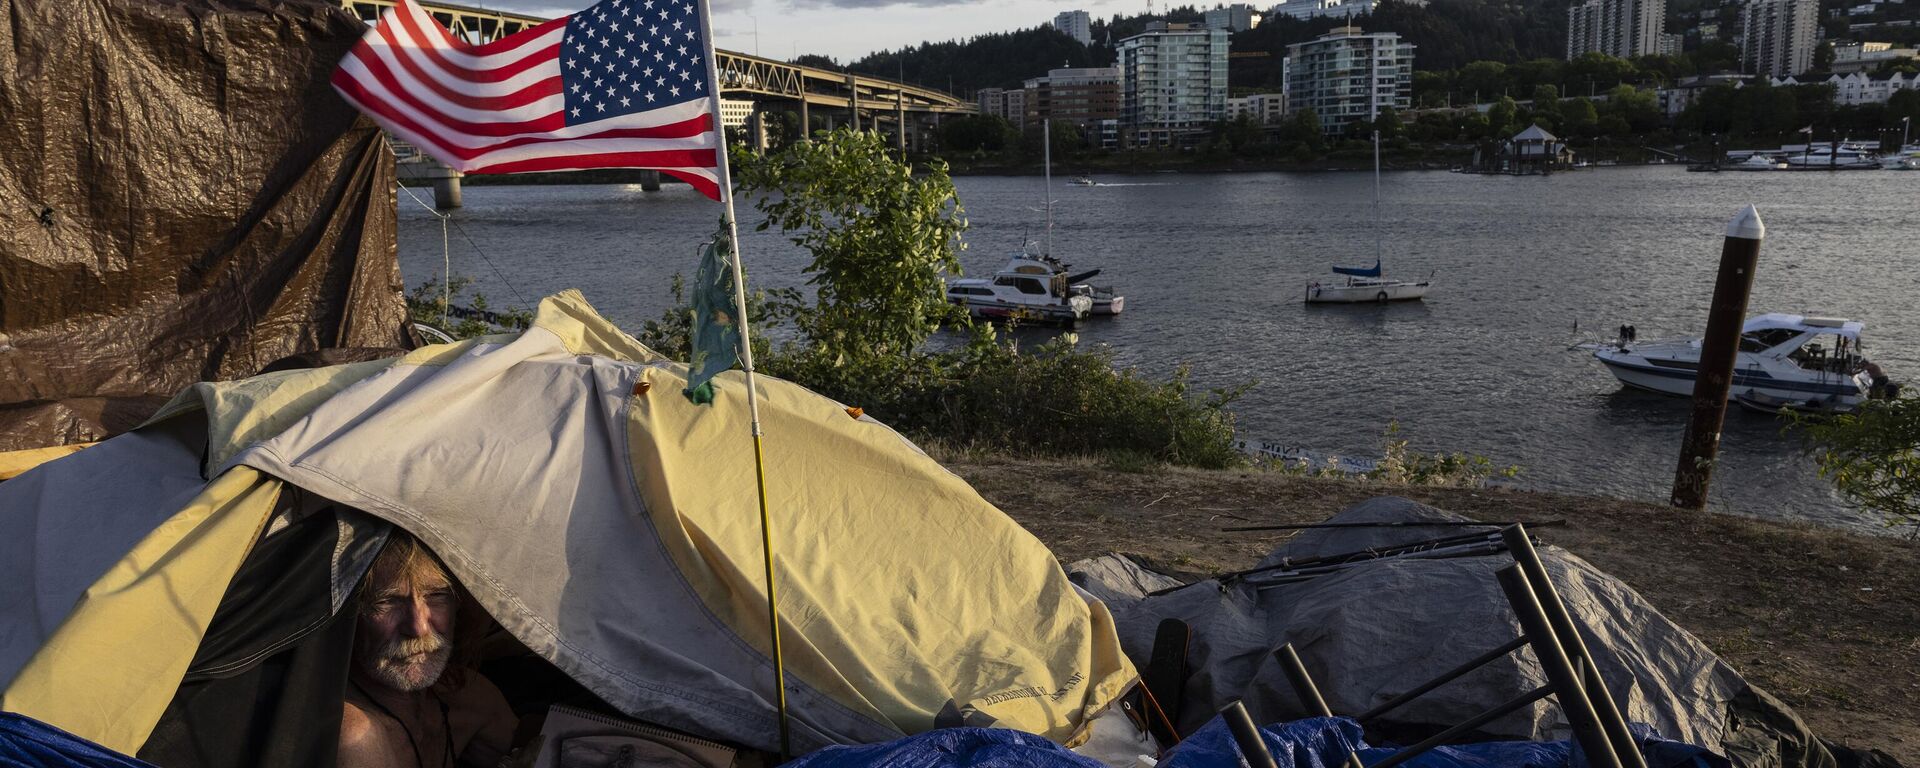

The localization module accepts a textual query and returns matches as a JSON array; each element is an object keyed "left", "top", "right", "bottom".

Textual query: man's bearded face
[{"left": 355, "top": 560, "right": 458, "bottom": 693}]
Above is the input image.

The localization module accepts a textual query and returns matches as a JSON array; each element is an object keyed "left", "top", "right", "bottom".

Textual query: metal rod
[
  {"left": 1365, "top": 685, "right": 1555, "bottom": 768},
  {"left": 697, "top": 0, "right": 788, "bottom": 757},
  {"left": 1496, "top": 565, "right": 1624, "bottom": 768},
  {"left": 1222, "top": 520, "right": 1565, "bottom": 533},
  {"left": 1219, "top": 700, "right": 1280, "bottom": 768},
  {"left": 1502, "top": 526, "right": 1647, "bottom": 768},
  {"left": 1671, "top": 205, "right": 1765, "bottom": 509},
  {"left": 1355, "top": 635, "right": 1529, "bottom": 723},
  {"left": 1275, "top": 645, "right": 1365, "bottom": 768}
]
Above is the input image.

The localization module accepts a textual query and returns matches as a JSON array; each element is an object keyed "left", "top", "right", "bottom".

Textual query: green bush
[
  {"left": 1795, "top": 398, "right": 1920, "bottom": 535},
  {"left": 760, "top": 328, "right": 1249, "bottom": 470}
]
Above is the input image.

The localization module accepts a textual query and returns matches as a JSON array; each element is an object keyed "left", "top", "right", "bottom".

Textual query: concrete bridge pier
[
  {"left": 397, "top": 158, "right": 463, "bottom": 208},
  {"left": 639, "top": 170, "right": 661, "bottom": 191}
]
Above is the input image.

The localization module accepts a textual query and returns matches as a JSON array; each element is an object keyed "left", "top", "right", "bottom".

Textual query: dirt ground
[{"left": 943, "top": 456, "right": 1920, "bottom": 763}]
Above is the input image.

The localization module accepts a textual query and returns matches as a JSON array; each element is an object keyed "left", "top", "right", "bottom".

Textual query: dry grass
[{"left": 942, "top": 454, "right": 1920, "bottom": 762}]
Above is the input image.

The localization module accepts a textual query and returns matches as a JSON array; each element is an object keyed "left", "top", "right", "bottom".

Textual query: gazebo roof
[{"left": 1512, "top": 124, "right": 1557, "bottom": 142}]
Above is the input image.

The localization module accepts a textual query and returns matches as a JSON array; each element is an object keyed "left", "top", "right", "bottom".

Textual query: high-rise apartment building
[
  {"left": 1052, "top": 10, "right": 1094, "bottom": 46},
  {"left": 1284, "top": 26, "right": 1414, "bottom": 134},
  {"left": 1565, "top": 0, "right": 1667, "bottom": 59},
  {"left": 1204, "top": 4, "right": 1262, "bottom": 32},
  {"left": 1740, "top": 0, "right": 1819, "bottom": 77},
  {"left": 1023, "top": 67, "right": 1122, "bottom": 128},
  {"left": 1117, "top": 22, "right": 1230, "bottom": 147},
  {"left": 977, "top": 88, "right": 1028, "bottom": 128}
]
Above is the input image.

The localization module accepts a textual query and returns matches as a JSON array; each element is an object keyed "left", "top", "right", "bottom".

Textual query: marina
[{"left": 402, "top": 165, "right": 1919, "bottom": 532}]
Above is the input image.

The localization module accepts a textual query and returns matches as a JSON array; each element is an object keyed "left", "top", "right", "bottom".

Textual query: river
[{"left": 397, "top": 165, "right": 1919, "bottom": 533}]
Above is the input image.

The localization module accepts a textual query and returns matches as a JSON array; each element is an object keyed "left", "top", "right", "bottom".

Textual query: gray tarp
[{"left": 1069, "top": 497, "right": 1873, "bottom": 768}]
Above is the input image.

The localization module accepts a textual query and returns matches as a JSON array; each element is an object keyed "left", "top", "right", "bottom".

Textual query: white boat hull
[
  {"left": 1593, "top": 351, "right": 1870, "bottom": 410},
  {"left": 1305, "top": 281, "right": 1430, "bottom": 303}
]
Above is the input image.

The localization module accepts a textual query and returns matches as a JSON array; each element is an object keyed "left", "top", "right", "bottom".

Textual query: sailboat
[
  {"left": 945, "top": 120, "right": 1125, "bottom": 321},
  {"left": 1305, "top": 126, "right": 1432, "bottom": 304}
]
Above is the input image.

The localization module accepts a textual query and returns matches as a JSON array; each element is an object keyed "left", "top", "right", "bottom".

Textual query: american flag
[{"left": 332, "top": 0, "right": 722, "bottom": 199}]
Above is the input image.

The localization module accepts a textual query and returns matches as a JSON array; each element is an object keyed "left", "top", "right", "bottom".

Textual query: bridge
[{"left": 342, "top": 0, "right": 973, "bottom": 204}]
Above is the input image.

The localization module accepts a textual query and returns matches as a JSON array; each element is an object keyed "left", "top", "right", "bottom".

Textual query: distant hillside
[{"left": 819, "top": 0, "right": 1582, "bottom": 98}]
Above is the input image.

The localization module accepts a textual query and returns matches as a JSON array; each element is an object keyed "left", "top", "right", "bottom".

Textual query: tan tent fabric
[
  {"left": 628, "top": 362, "right": 1136, "bottom": 741},
  {"left": 1, "top": 467, "right": 280, "bottom": 754}
]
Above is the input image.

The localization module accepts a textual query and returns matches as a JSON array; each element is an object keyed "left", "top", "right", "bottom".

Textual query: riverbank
[{"left": 941, "top": 454, "right": 1919, "bottom": 762}]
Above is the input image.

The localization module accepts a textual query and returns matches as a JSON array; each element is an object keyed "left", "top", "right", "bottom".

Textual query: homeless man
[{"left": 340, "top": 534, "right": 519, "bottom": 768}]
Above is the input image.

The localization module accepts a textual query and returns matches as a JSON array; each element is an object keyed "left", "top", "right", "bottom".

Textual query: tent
[
  {"left": 0, "top": 291, "right": 1137, "bottom": 765},
  {"left": 1069, "top": 498, "right": 1877, "bottom": 768}
]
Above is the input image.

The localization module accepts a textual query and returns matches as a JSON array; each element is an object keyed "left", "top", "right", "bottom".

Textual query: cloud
[{"left": 780, "top": 0, "right": 960, "bottom": 10}]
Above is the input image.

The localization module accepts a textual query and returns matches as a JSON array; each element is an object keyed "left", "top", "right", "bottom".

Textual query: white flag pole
[{"left": 694, "top": 0, "right": 791, "bottom": 758}]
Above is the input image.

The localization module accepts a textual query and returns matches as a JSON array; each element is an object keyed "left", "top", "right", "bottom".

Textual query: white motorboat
[
  {"left": 1584, "top": 313, "right": 1894, "bottom": 413},
  {"left": 945, "top": 250, "right": 1095, "bottom": 323},
  {"left": 1068, "top": 175, "right": 1095, "bottom": 186},
  {"left": 945, "top": 121, "right": 1122, "bottom": 322},
  {"left": 1783, "top": 142, "right": 1880, "bottom": 170},
  {"left": 1725, "top": 154, "right": 1785, "bottom": 171},
  {"left": 1304, "top": 125, "right": 1433, "bottom": 304},
  {"left": 1883, "top": 148, "right": 1920, "bottom": 170}
]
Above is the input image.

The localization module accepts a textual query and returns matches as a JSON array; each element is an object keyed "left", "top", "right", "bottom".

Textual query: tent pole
[{"left": 699, "top": 0, "right": 791, "bottom": 758}]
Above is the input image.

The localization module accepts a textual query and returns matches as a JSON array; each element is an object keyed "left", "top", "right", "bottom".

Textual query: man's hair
[{"left": 357, "top": 534, "right": 453, "bottom": 611}]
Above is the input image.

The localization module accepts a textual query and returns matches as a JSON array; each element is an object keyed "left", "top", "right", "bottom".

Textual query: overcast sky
[{"left": 490, "top": 0, "right": 1136, "bottom": 65}]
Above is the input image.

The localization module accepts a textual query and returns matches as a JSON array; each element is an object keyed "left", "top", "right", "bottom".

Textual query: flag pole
[{"left": 695, "top": 2, "right": 792, "bottom": 759}]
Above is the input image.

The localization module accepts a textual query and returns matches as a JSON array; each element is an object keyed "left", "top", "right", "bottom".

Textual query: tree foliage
[
  {"left": 731, "top": 129, "right": 968, "bottom": 364},
  {"left": 1796, "top": 398, "right": 1920, "bottom": 534}
]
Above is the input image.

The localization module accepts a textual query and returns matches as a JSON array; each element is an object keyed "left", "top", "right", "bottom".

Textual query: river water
[{"left": 397, "top": 166, "right": 1919, "bottom": 532}]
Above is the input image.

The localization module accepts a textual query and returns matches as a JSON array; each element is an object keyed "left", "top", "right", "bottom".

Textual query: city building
[
  {"left": 1658, "top": 32, "right": 1685, "bottom": 56},
  {"left": 1284, "top": 26, "right": 1415, "bottom": 134},
  {"left": 1565, "top": 0, "right": 1668, "bottom": 59},
  {"left": 1117, "top": 22, "right": 1230, "bottom": 147},
  {"left": 720, "top": 98, "right": 754, "bottom": 129},
  {"left": 977, "top": 87, "right": 1029, "bottom": 128},
  {"left": 1023, "top": 67, "right": 1122, "bottom": 129},
  {"left": 1740, "top": 0, "right": 1819, "bottom": 77},
  {"left": 1268, "top": 0, "right": 1414, "bottom": 20},
  {"left": 1655, "top": 73, "right": 1747, "bottom": 115},
  {"left": 1204, "top": 4, "right": 1262, "bottom": 32},
  {"left": 1052, "top": 10, "right": 1094, "bottom": 46},
  {"left": 1226, "top": 93, "right": 1288, "bottom": 122},
  {"left": 1772, "top": 71, "right": 1920, "bottom": 104},
  {"left": 1830, "top": 40, "right": 1920, "bottom": 73}
]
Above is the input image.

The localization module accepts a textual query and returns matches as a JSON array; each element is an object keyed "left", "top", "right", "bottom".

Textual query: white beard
[{"left": 361, "top": 632, "right": 451, "bottom": 692}]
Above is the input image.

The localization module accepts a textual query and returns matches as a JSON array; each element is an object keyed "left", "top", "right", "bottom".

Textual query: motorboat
[
  {"left": 1783, "top": 142, "right": 1880, "bottom": 170},
  {"left": 945, "top": 250, "right": 1096, "bottom": 324},
  {"left": 1304, "top": 125, "right": 1433, "bottom": 304},
  {"left": 1068, "top": 175, "right": 1095, "bottom": 186},
  {"left": 1883, "top": 148, "right": 1920, "bottom": 170},
  {"left": 945, "top": 121, "right": 1123, "bottom": 322},
  {"left": 1725, "top": 154, "right": 1785, "bottom": 171},
  {"left": 1582, "top": 314, "right": 1896, "bottom": 414}
]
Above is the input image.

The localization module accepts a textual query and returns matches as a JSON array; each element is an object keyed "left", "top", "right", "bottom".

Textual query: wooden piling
[{"left": 1671, "top": 205, "right": 1765, "bottom": 509}]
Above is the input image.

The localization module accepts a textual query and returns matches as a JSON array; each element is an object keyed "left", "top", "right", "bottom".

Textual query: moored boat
[{"left": 1582, "top": 314, "right": 1897, "bottom": 413}]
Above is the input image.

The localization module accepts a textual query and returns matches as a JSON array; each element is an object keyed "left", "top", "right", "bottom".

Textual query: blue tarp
[
  {"left": 1159, "top": 716, "right": 1729, "bottom": 768},
  {"left": 785, "top": 727, "right": 1108, "bottom": 768},
  {"left": 0, "top": 714, "right": 156, "bottom": 768},
  {"left": 1331, "top": 260, "right": 1382, "bottom": 278}
]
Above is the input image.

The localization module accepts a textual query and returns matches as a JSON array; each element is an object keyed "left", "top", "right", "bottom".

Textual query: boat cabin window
[
  {"left": 1739, "top": 328, "right": 1799, "bottom": 352},
  {"left": 991, "top": 277, "right": 1047, "bottom": 295}
]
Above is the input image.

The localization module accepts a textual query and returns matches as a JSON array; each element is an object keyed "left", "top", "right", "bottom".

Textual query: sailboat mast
[
  {"left": 1044, "top": 119, "right": 1054, "bottom": 258},
  {"left": 1370, "top": 37, "right": 1382, "bottom": 266}
]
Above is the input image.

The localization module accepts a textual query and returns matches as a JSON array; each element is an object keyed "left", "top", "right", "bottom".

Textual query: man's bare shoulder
[{"left": 339, "top": 701, "right": 406, "bottom": 768}]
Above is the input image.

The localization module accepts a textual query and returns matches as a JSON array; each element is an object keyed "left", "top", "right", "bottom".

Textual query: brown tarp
[{"left": 0, "top": 0, "right": 411, "bottom": 451}]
